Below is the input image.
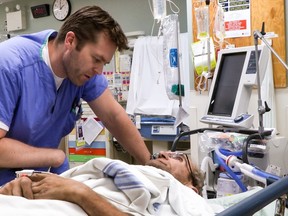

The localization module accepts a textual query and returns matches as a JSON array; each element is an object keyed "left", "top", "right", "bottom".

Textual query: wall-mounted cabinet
[{"left": 6, "top": 10, "right": 26, "bottom": 32}]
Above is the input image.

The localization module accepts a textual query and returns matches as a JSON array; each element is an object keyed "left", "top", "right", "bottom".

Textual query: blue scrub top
[{"left": 0, "top": 30, "right": 108, "bottom": 185}]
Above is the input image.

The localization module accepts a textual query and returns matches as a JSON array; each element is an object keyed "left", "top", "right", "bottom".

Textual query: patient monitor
[{"left": 200, "top": 45, "right": 270, "bottom": 128}]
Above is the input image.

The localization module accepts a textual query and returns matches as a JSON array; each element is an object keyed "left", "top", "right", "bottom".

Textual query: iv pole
[
  {"left": 254, "top": 23, "right": 288, "bottom": 134},
  {"left": 206, "top": 0, "right": 211, "bottom": 76}
]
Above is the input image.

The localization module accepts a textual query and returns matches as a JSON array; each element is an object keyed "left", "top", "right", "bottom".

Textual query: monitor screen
[
  {"left": 208, "top": 52, "right": 246, "bottom": 116},
  {"left": 200, "top": 45, "right": 269, "bottom": 128}
]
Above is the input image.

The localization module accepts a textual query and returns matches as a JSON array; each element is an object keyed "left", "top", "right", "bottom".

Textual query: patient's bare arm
[
  {"left": 0, "top": 176, "right": 33, "bottom": 199},
  {"left": 30, "top": 174, "right": 129, "bottom": 216}
]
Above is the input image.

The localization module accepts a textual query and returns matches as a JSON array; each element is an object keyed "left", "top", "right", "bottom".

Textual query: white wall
[
  {"left": 274, "top": 88, "right": 288, "bottom": 138},
  {"left": 0, "top": 0, "right": 188, "bottom": 38}
]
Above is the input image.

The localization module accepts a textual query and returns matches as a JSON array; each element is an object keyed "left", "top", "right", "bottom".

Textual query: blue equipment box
[{"left": 138, "top": 116, "right": 190, "bottom": 141}]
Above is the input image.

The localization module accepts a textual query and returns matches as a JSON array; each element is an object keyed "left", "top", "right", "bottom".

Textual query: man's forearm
[
  {"left": 70, "top": 185, "right": 129, "bottom": 216},
  {"left": 105, "top": 104, "right": 150, "bottom": 164},
  {"left": 0, "top": 137, "right": 65, "bottom": 168},
  {"left": 88, "top": 90, "right": 151, "bottom": 165},
  {"left": 31, "top": 174, "right": 129, "bottom": 216},
  {"left": 105, "top": 115, "right": 150, "bottom": 165}
]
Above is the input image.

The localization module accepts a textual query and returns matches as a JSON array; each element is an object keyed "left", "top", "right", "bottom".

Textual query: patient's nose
[{"left": 158, "top": 151, "right": 169, "bottom": 159}]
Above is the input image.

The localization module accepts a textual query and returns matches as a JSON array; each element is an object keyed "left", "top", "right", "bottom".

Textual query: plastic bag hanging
[{"left": 162, "top": 14, "right": 184, "bottom": 100}]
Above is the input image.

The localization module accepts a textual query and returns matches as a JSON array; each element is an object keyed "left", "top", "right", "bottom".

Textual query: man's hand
[
  {"left": 0, "top": 173, "right": 83, "bottom": 202},
  {"left": 0, "top": 176, "right": 33, "bottom": 199},
  {"left": 30, "top": 173, "right": 85, "bottom": 202},
  {"left": 0, "top": 173, "right": 79, "bottom": 202},
  {"left": 1, "top": 173, "right": 130, "bottom": 216}
]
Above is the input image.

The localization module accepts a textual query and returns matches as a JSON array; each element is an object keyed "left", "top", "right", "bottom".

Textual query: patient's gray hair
[{"left": 189, "top": 162, "right": 205, "bottom": 196}]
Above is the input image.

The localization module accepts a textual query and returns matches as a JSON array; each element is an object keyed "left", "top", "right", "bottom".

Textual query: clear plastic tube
[{"left": 214, "top": 145, "right": 227, "bottom": 161}]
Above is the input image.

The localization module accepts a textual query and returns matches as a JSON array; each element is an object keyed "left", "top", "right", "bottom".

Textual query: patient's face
[{"left": 146, "top": 151, "right": 191, "bottom": 186}]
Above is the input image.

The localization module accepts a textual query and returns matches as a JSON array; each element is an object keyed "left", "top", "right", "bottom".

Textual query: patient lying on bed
[{"left": 0, "top": 151, "right": 215, "bottom": 216}]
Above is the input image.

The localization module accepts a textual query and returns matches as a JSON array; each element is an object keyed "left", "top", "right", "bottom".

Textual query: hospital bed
[
  {"left": 172, "top": 126, "right": 288, "bottom": 216},
  {"left": 1, "top": 137, "right": 287, "bottom": 216}
]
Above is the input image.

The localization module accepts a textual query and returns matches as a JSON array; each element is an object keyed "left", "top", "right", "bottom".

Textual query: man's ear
[{"left": 65, "top": 31, "right": 76, "bottom": 48}]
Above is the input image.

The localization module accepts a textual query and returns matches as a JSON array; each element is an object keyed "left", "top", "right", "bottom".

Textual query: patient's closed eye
[
  {"left": 171, "top": 156, "right": 184, "bottom": 162},
  {"left": 155, "top": 152, "right": 185, "bottom": 162},
  {"left": 168, "top": 153, "right": 184, "bottom": 162}
]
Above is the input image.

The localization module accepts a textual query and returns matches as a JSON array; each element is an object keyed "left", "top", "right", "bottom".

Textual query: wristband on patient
[{"left": 15, "top": 170, "right": 50, "bottom": 178}]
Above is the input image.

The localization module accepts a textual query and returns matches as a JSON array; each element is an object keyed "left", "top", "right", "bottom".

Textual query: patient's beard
[{"left": 145, "top": 160, "right": 170, "bottom": 174}]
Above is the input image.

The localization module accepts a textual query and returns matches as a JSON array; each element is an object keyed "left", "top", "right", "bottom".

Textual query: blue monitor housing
[{"left": 200, "top": 45, "right": 270, "bottom": 128}]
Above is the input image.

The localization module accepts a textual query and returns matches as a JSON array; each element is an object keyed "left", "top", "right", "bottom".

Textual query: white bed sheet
[{"left": 0, "top": 195, "right": 86, "bottom": 216}]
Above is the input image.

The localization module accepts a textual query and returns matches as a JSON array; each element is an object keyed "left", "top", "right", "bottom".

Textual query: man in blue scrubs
[{"left": 0, "top": 5, "right": 150, "bottom": 185}]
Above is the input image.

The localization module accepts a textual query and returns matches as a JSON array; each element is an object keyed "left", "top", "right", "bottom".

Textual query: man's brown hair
[{"left": 56, "top": 5, "right": 128, "bottom": 51}]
